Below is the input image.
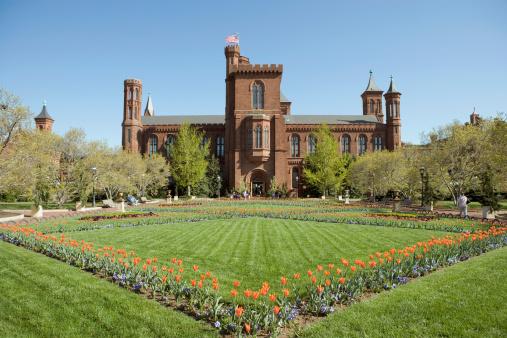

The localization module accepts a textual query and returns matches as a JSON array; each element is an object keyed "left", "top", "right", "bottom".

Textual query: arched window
[
  {"left": 252, "top": 81, "right": 264, "bottom": 109},
  {"left": 341, "top": 134, "right": 351, "bottom": 154},
  {"left": 134, "top": 88, "right": 139, "bottom": 100},
  {"left": 264, "top": 126, "right": 269, "bottom": 148},
  {"left": 292, "top": 167, "right": 299, "bottom": 190},
  {"left": 308, "top": 134, "right": 317, "bottom": 154},
  {"left": 127, "top": 128, "right": 131, "bottom": 144},
  {"left": 128, "top": 88, "right": 133, "bottom": 100},
  {"left": 149, "top": 135, "right": 158, "bottom": 155},
  {"left": 291, "top": 134, "right": 300, "bottom": 157},
  {"left": 369, "top": 99, "right": 374, "bottom": 114},
  {"left": 200, "top": 136, "right": 209, "bottom": 149},
  {"left": 128, "top": 106, "right": 132, "bottom": 119},
  {"left": 255, "top": 125, "right": 262, "bottom": 148},
  {"left": 165, "top": 134, "right": 175, "bottom": 157},
  {"left": 358, "top": 135, "right": 367, "bottom": 155},
  {"left": 216, "top": 136, "right": 224, "bottom": 157},
  {"left": 374, "top": 136, "right": 382, "bottom": 151}
]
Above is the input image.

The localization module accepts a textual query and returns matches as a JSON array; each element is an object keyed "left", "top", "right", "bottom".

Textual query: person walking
[{"left": 457, "top": 194, "right": 468, "bottom": 218}]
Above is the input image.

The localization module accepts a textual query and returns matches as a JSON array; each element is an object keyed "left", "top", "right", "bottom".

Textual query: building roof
[
  {"left": 142, "top": 114, "right": 379, "bottom": 126},
  {"left": 142, "top": 115, "right": 225, "bottom": 125},
  {"left": 144, "top": 95, "right": 154, "bottom": 116},
  {"left": 364, "top": 70, "right": 382, "bottom": 92},
  {"left": 284, "top": 115, "right": 379, "bottom": 124},
  {"left": 385, "top": 77, "right": 400, "bottom": 94},
  {"left": 35, "top": 103, "right": 54, "bottom": 120}
]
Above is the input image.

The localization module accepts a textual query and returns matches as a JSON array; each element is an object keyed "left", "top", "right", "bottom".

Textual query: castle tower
[
  {"left": 122, "top": 79, "right": 143, "bottom": 152},
  {"left": 470, "top": 107, "right": 481, "bottom": 125},
  {"left": 225, "top": 44, "right": 240, "bottom": 75},
  {"left": 34, "top": 102, "right": 54, "bottom": 131},
  {"left": 384, "top": 77, "right": 402, "bottom": 150},
  {"left": 361, "top": 71, "right": 384, "bottom": 122}
]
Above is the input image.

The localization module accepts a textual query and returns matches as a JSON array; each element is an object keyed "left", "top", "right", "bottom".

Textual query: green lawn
[
  {"left": 0, "top": 241, "right": 218, "bottom": 338},
  {"left": 67, "top": 217, "right": 449, "bottom": 293},
  {"left": 300, "top": 246, "right": 507, "bottom": 338}
]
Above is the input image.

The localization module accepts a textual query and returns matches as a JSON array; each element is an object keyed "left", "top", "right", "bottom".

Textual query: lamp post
[
  {"left": 295, "top": 176, "right": 299, "bottom": 198},
  {"left": 419, "top": 167, "right": 426, "bottom": 207},
  {"left": 217, "top": 175, "right": 221, "bottom": 199},
  {"left": 369, "top": 172, "right": 375, "bottom": 202},
  {"left": 91, "top": 167, "right": 97, "bottom": 207}
]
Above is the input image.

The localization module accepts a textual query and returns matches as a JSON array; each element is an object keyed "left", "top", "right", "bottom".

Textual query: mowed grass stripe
[
  {"left": 0, "top": 241, "right": 218, "bottom": 338},
  {"left": 68, "top": 217, "right": 450, "bottom": 294}
]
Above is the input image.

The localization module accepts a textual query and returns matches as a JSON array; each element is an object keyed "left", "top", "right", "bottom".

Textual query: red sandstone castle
[{"left": 121, "top": 44, "right": 402, "bottom": 196}]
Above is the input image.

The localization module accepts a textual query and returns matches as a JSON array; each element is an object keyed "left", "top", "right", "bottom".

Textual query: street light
[
  {"left": 91, "top": 167, "right": 97, "bottom": 207},
  {"left": 419, "top": 167, "right": 426, "bottom": 207},
  {"left": 295, "top": 176, "right": 299, "bottom": 198},
  {"left": 369, "top": 172, "right": 375, "bottom": 202},
  {"left": 217, "top": 175, "right": 221, "bottom": 199}
]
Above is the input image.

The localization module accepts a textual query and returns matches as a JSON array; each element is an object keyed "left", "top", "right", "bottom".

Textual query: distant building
[
  {"left": 121, "top": 44, "right": 402, "bottom": 195},
  {"left": 34, "top": 102, "right": 54, "bottom": 131}
]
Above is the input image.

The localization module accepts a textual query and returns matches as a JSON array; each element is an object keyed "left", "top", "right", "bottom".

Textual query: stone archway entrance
[{"left": 247, "top": 169, "right": 268, "bottom": 197}]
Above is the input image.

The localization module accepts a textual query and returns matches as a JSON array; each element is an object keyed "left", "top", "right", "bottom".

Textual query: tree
[
  {"left": 170, "top": 123, "right": 209, "bottom": 196},
  {"left": 303, "top": 125, "right": 348, "bottom": 197},
  {"left": 0, "top": 88, "right": 32, "bottom": 156}
]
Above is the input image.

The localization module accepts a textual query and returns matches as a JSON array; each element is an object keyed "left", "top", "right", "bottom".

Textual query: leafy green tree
[
  {"left": 0, "top": 88, "right": 32, "bottom": 156},
  {"left": 170, "top": 123, "right": 209, "bottom": 196},
  {"left": 303, "top": 124, "right": 348, "bottom": 197}
]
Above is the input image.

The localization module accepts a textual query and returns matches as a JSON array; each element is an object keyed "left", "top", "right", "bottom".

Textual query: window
[
  {"left": 165, "top": 134, "right": 175, "bottom": 157},
  {"left": 134, "top": 88, "right": 139, "bottom": 100},
  {"left": 216, "top": 136, "right": 224, "bottom": 157},
  {"left": 128, "top": 106, "right": 132, "bottom": 119},
  {"left": 252, "top": 81, "right": 264, "bottom": 109},
  {"left": 358, "top": 135, "right": 367, "bottom": 155},
  {"left": 292, "top": 167, "right": 299, "bottom": 190},
  {"left": 264, "top": 126, "right": 269, "bottom": 148},
  {"left": 200, "top": 136, "right": 209, "bottom": 149},
  {"left": 128, "top": 88, "right": 133, "bottom": 100},
  {"left": 308, "top": 134, "right": 317, "bottom": 154},
  {"left": 255, "top": 125, "right": 262, "bottom": 148},
  {"left": 149, "top": 135, "right": 158, "bottom": 155},
  {"left": 341, "top": 134, "right": 351, "bottom": 154},
  {"left": 127, "top": 128, "right": 131, "bottom": 144},
  {"left": 291, "top": 134, "right": 300, "bottom": 157},
  {"left": 369, "top": 99, "right": 374, "bottom": 114},
  {"left": 374, "top": 136, "right": 382, "bottom": 151}
]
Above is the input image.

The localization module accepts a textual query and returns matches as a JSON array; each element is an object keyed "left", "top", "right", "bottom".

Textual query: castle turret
[
  {"left": 225, "top": 44, "right": 240, "bottom": 75},
  {"left": 122, "top": 79, "right": 143, "bottom": 152},
  {"left": 361, "top": 71, "right": 384, "bottom": 122},
  {"left": 34, "top": 102, "right": 54, "bottom": 131},
  {"left": 384, "top": 77, "right": 402, "bottom": 150}
]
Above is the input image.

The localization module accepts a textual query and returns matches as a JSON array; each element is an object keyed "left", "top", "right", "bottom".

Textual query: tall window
[
  {"left": 149, "top": 135, "right": 158, "bottom": 155},
  {"left": 358, "top": 135, "right": 367, "bottom": 155},
  {"left": 128, "top": 106, "right": 132, "bottom": 119},
  {"left": 291, "top": 134, "right": 300, "bottom": 157},
  {"left": 200, "top": 136, "right": 209, "bottom": 149},
  {"left": 369, "top": 99, "right": 374, "bottom": 114},
  {"left": 308, "top": 134, "right": 317, "bottom": 154},
  {"left": 292, "top": 167, "right": 299, "bottom": 190},
  {"left": 341, "top": 134, "right": 351, "bottom": 154},
  {"left": 374, "top": 136, "right": 382, "bottom": 151},
  {"left": 128, "top": 88, "right": 133, "bottom": 100},
  {"left": 134, "top": 88, "right": 139, "bottom": 100},
  {"left": 264, "top": 126, "right": 269, "bottom": 148},
  {"left": 165, "top": 134, "right": 175, "bottom": 157},
  {"left": 216, "top": 136, "right": 224, "bottom": 157},
  {"left": 252, "top": 81, "right": 264, "bottom": 109},
  {"left": 127, "top": 128, "right": 131, "bottom": 144},
  {"left": 255, "top": 125, "right": 262, "bottom": 148}
]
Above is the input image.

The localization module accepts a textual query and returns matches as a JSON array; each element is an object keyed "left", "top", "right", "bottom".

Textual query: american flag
[{"left": 225, "top": 34, "right": 239, "bottom": 45}]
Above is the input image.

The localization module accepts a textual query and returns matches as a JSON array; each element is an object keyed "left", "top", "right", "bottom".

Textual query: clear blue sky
[{"left": 1, "top": 0, "right": 506, "bottom": 146}]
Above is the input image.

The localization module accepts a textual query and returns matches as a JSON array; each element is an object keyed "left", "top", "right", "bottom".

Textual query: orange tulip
[
  {"left": 244, "top": 323, "right": 251, "bottom": 334},
  {"left": 233, "top": 280, "right": 241, "bottom": 288},
  {"left": 283, "top": 288, "right": 290, "bottom": 297},
  {"left": 311, "top": 276, "right": 317, "bottom": 284},
  {"left": 316, "top": 285, "right": 324, "bottom": 294},
  {"left": 191, "top": 279, "right": 197, "bottom": 287},
  {"left": 193, "top": 265, "right": 199, "bottom": 272},
  {"left": 293, "top": 273, "right": 301, "bottom": 280},
  {"left": 280, "top": 276, "right": 287, "bottom": 285},
  {"left": 244, "top": 289, "right": 252, "bottom": 298},
  {"left": 235, "top": 306, "right": 244, "bottom": 317},
  {"left": 274, "top": 305, "right": 281, "bottom": 315},
  {"left": 162, "top": 275, "right": 167, "bottom": 283},
  {"left": 307, "top": 270, "right": 313, "bottom": 277},
  {"left": 230, "top": 289, "right": 238, "bottom": 297},
  {"left": 325, "top": 279, "right": 331, "bottom": 286},
  {"left": 252, "top": 291, "right": 260, "bottom": 300},
  {"left": 269, "top": 293, "right": 277, "bottom": 302},
  {"left": 339, "top": 277, "right": 346, "bottom": 284},
  {"left": 142, "top": 264, "right": 147, "bottom": 271}
]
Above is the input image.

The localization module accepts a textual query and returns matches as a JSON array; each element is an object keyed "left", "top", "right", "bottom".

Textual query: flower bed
[
  {"left": 79, "top": 211, "right": 159, "bottom": 222},
  {"left": 1, "top": 223, "right": 505, "bottom": 336}
]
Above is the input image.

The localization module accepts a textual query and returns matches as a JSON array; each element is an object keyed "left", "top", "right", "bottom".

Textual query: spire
[
  {"left": 364, "top": 70, "right": 382, "bottom": 92},
  {"left": 386, "top": 75, "right": 400, "bottom": 94},
  {"left": 144, "top": 94, "right": 154, "bottom": 116},
  {"left": 35, "top": 101, "right": 54, "bottom": 120}
]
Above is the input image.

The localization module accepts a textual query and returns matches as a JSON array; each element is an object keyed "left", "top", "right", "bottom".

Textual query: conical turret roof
[
  {"left": 386, "top": 76, "right": 400, "bottom": 94},
  {"left": 364, "top": 70, "right": 382, "bottom": 92},
  {"left": 35, "top": 102, "right": 54, "bottom": 120},
  {"left": 144, "top": 95, "right": 154, "bottom": 116}
]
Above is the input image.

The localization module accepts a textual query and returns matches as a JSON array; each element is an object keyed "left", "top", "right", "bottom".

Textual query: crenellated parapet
[{"left": 230, "top": 64, "right": 283, "bottom": 74}]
